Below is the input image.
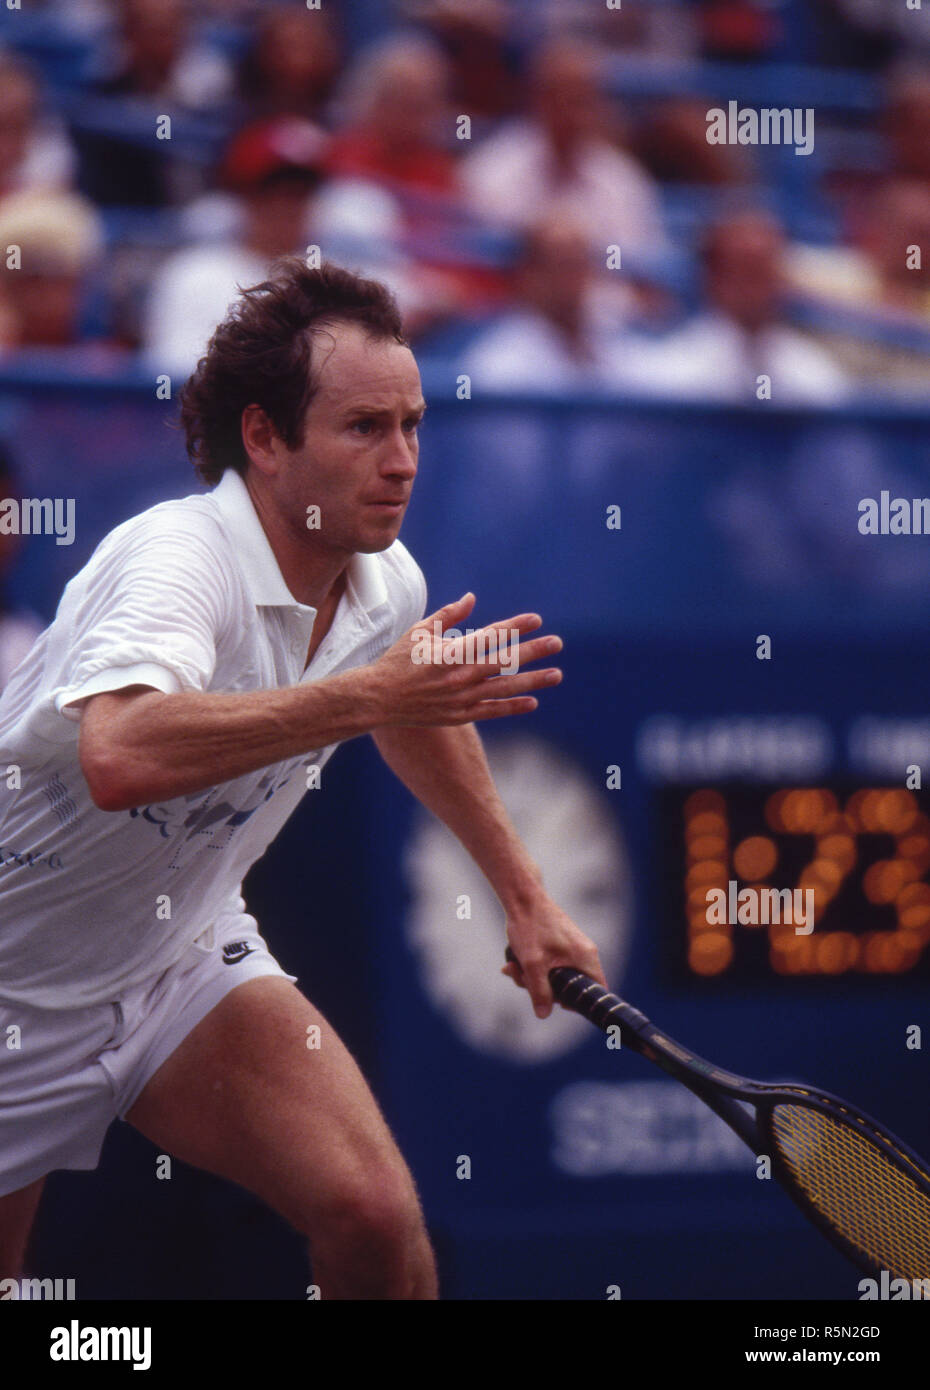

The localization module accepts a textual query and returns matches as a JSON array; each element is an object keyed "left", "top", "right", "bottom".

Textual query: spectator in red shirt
[
  {"left": 327, "top": 33, "right": 458, "bottom": 205},
  {"left": 326, "top": 32, "right": 505, "bottom": 327}
]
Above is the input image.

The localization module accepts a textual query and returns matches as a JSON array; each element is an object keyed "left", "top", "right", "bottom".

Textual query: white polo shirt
[{"left": 0, "top": 468, "right": 427, "bottom": 1009}]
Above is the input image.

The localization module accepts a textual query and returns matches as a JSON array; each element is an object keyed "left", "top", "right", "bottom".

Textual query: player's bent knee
[{"left": 299, "top": 1160, "right": 425, "bottom": 1256}]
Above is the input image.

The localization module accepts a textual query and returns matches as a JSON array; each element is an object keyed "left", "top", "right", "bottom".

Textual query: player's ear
[{"left": 241, "top": 404, "right": 280, "bottom": 476}]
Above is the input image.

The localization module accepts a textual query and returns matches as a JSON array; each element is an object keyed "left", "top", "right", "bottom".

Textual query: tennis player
[{"left": 0, "top": 260, "right": 606, "bottom": 1299}]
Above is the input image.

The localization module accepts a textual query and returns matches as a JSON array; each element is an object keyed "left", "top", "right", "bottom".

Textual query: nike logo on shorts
[{"left": 222, "top": 942, "right": 256, "bottom": 965}]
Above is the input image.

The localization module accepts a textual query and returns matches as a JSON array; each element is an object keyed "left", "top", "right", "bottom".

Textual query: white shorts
[{"left": 0, "top": 911, "right": 297, "bottom": 1198}]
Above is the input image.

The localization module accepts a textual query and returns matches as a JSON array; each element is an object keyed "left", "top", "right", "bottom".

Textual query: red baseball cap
[{"left": 222, "top": 118, "right": 330, "bottom": 191}]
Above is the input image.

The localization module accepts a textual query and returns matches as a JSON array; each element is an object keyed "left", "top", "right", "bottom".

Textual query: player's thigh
[
  {"left": 125, "top": 976, "right": 418, "bottom": 1233},
  {"left": 0, "top": 1177, "right": 46, "bottom": 1274}
]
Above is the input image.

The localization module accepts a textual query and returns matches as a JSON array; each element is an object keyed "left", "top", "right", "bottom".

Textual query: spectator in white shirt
[
  {"left": 463, "top": 211, "right": 634, "bottom": 493},
  {"left": 0, "top": 52, "right": 77, "bottom": 198},
  {"left": 92, "top": 0, "right": 232, "bottom": 108},
  {"left": 465, "top": 210, "right": 633, "bottom": 391},
  {"left": 460, "top": 36, "right": 666, "bottom": 256},
  {"left": 610, "top": 210, "right": 850, "bottom": 405}
]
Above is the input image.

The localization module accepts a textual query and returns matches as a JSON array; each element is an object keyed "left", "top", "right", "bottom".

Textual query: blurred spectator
[
  {"left": 884, "top": 67, "right": 930, "bottom": 188},
  {"left": 328, "top": 33, "right": 458, "bottom": 205},
  {"left": 516, "top": 0, "right": 698, "bottom": 59},
  {"left": 143, "top": 118, "right": 328, "bottom": 376},
  {"left": 611, "top": 211, "right": 849, "bottom": 404},
  {"left": 326, "top": 32, "right": 507, "bottom": 331},
  {"left": 0, "top": 445, "right": 43, "bottom": 692},
  {"left": 814, "top": 1, "right": 930, "bottom": 68},
  {"left": 634, "top": 98, "right": 753, "bottom": 185},
  {"left": 850, "top": 179, "right": 930, "bottom": 317},
  {"left": 401, "top": 0, "right": 522, "bottom": 124},
  {"left": 464, "top": 211, "right": 632, "bottom": 391},
  {"left": 82, "top": 0, "right": 233, "bottom": 206},
  {"left": 0, "top": 190, "right": 106, "bottom": 350},
  {"left": 787, "top": 177, "right": 930, "bottom": 317},
  {"left": 236, "top": 5, "right": 341, "bottom": 122},
  {"left": 455, "top": 210, "right": 631, "bottom": 498},
  {"left": 698, "top": 0, "right": 782, "bottom": 61},
  {"left": 0, "top": 52, "right": 76, "bottom": 197},
  {"left": 460, "top": 37, "right": 666, "bottom": 255},
  {"left": 786, "top": 179, "right": 930, "bottom": 398},
  {"left": 145, "top": 112, "right": 445, "bottom": 370},
  {"left": 93, "top": 0, "right": 232, "bottom": 107}
]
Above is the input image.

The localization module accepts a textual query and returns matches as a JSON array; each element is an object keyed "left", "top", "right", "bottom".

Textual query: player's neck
[
  {"left": 272, "top": 532, "right": 350, "bottom": 612},
  {"left": 247, "top": 480, "right": 350, "bottom": 611}
]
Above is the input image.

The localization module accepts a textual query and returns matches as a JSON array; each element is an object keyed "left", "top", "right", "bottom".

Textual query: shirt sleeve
[{"left": 50, "top": 513, "right": 230, "bottom": 722}]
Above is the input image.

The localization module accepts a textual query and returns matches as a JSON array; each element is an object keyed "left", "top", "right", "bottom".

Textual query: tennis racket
[{"left": 505, "top": 947, "right": 930, "bottom": 1281}]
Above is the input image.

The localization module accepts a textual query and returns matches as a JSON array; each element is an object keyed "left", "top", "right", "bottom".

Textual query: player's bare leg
[
  {"left": 0, "top": 1177, "right": 45, "bottom": 1282},
  {"left": 126, "top": 976, "right": 438, "bottom": 1299}
]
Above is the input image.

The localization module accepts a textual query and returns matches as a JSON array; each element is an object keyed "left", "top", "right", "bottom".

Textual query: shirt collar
[{"left": 211, "top": 467, "right": 388, "bottom": 614}]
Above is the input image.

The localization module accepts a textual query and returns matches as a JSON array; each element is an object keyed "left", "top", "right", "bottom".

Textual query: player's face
[{"left": 287, "top": 320, "right": 424, "bottom": 555}]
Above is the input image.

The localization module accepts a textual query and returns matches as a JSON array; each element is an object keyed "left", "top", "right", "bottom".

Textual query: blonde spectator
[{"left": 0, "top": 190, "right": 104, "bottom": 349}]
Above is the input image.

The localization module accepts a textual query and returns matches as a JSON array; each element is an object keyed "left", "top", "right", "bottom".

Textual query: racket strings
[
  {"left": 770, "top": 1104, "right": 930, "bottom": 1282},
  {"left": 769, "top": 1085, "right": 929, "bottom": 1176}
]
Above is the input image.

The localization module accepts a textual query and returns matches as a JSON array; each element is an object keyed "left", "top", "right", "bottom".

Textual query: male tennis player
[{"left": 0, "top": 260, "right": 606, "bottom": 1299}]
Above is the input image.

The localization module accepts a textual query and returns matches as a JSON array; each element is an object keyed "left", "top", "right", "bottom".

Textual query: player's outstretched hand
[{"left": 365, "top": 592, "right": 563, "bottom": 728}]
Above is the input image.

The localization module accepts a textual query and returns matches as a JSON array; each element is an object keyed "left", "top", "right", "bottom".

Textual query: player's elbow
[
  {"left": 77, "top": 688, "right": 158, "bottom": 811},
  {"left": 79, "top": 740, "right": 136, "bottom": 813},
  {"left": 90, "top": 779, "right": 135, "bottom": 814}
]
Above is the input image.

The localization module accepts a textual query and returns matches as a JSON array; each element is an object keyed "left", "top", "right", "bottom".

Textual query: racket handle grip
[{"left": 505, "top": 946, "right": 648, "bottom": 1033}]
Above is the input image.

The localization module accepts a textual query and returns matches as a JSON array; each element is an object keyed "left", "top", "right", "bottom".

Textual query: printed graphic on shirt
[
  {"left": 129, "top": 767, "right": 293, "bottom": 871},
  {"left": 43, "top": 774, "right": 78, "bottom": 828},
  {"left": 0, "top": 844, "right": 64, "bottom": 872}
]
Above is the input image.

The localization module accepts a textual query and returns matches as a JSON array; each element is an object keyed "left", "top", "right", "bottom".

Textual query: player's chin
[{"left": 355, "top": 515, "right": 406, "bottom": 552}]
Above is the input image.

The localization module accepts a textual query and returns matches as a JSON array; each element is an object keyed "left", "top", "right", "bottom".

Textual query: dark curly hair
[{"left": 179, "top": 258, "right": 406, "bottom": 485}]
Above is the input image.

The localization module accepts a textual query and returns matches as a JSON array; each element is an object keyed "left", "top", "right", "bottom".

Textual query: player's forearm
[
  {"left": 80, "top": 670, "right": 382, "bottom": 811},
  {"left": 372, "top": 722, "right": 547, "bottom": 917}
]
